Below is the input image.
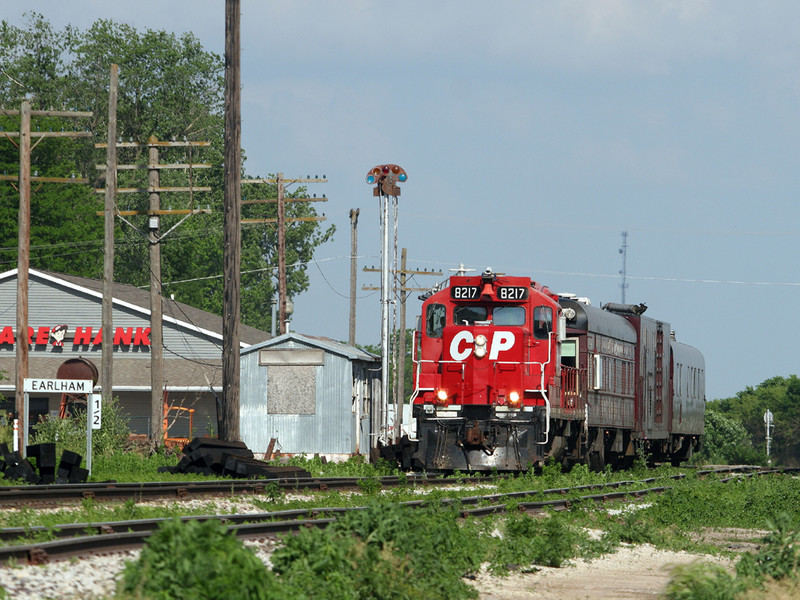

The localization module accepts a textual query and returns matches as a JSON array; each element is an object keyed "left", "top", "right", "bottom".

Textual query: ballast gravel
[{"left": 0, "top": 538, "right": 279, "bottom": 600}]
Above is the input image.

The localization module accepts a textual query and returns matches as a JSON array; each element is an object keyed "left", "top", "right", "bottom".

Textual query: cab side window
[
  {"left": 533, "top": 306, "right": 553, "bottom": 339},
  {"left": 426, "top": 304, "right": 446, "bottom": 338}
]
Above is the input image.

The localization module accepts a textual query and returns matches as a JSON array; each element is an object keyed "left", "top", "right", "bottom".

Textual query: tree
[
  {"left": 0, "top": 13, "right": 334, "bottom": 332},
  {"left": 707, "top": 375, "right": 800, "bottom": 466},
  {"left": 700, "top": 408, "right": 766, "bottom": 466}
]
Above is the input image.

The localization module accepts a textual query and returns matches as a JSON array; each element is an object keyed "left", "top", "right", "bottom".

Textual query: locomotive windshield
[
  {"left": 452, "top": 305, "right": 526, "bottom": 326},
  {"left": 493, "top": 306, "right": 525, "bottom": 326},
  {"left": 454, "top": 305, "right": 487, "bottom": 325}
]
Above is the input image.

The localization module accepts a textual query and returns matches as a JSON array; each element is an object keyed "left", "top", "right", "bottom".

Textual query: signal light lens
[
  {"left": 398, "top": 173, "right": 407, "bottom": 182},
  {"left": 435, "top": 389, "right": 449, "bottom": 405},
  {"left": 508, "top": 391, "right": 521, "bottom": 407},
  {"left": 366, "top": 175, "right": 376, "bottom": 184},
  {"left": 382, "top": 165, "right": 390, "bottom": 173}
]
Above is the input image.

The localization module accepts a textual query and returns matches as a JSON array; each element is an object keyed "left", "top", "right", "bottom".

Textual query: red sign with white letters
[{"left": 0, "top": 326, "right": 151, "bottom": 348}]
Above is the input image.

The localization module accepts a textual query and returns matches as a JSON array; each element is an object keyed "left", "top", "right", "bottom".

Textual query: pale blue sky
[{"left": 6, "top": 1, "right": 800, "bottom": 400}]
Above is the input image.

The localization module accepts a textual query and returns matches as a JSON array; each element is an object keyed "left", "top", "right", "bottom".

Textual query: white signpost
[
  {"left": 86, "top": 393, "right": 102, "bottom": 475},
  {"left": 764, "top": 409, "right": 774, "bottom": 464}
]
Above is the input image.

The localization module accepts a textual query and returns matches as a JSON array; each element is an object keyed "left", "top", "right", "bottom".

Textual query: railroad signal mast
[{"left": 366, "top": 164, "right": 407, "bottom": 447}]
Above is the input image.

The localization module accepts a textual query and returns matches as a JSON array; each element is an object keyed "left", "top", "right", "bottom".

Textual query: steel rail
[{"left": 0, "top": 473, "right": 504, "bottom": 508}]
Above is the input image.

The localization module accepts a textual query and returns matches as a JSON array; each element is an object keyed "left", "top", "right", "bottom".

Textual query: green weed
[{"left": 117, "top": 518, "right": 276, "bottom": 600}]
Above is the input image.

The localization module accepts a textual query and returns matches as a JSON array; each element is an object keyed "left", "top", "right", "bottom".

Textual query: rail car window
[
  {"left": 493, "top": 306, "right": 525, "bottom": 326},
  {"left": 561, "top": 339, "right": 577, "bottom": 368},
  {"left": 426, "top": 304, "right": 446, "bottom": 338},
  {"left": 453, "top": 305, "right": 487, "bottom": 325},
  {"left": 533, "top": 306, "right": 553, "bottom": 339}
]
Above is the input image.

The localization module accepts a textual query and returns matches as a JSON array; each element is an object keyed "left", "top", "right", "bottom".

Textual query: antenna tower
[{"left": 619, "top": 231, "right": 629, "bottom": 303}]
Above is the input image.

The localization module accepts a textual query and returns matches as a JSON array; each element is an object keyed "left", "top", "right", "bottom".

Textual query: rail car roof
[
  {"left": 560, "top": 297, "right": 637, "bottom": 343},
  {"left": 670, "top": 339, "right": 705, "bottom": 370}
]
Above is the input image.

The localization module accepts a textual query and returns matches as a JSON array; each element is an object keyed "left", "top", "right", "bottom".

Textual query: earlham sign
[{"left": 0, "top": 325, "right": 151, "bottom": 348}]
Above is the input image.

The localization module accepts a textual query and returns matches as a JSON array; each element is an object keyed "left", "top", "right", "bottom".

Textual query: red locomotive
[{"left": 403, "top": 268, "right": 704, "bottom": 472}]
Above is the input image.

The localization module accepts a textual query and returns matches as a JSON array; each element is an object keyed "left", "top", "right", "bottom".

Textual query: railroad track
[
  {"left": 0, "top": 473, "right": 505, "bottom": 508},
  {"left": 2, "top": 465, "right": 793, "bottom": 565}
]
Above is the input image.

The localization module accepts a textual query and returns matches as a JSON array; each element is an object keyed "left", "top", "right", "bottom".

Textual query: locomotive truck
[{"left": 388, "top": 268, "right": 704, "bottom": 472}]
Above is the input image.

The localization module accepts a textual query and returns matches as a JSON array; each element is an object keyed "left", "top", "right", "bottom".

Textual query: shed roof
[{"left": 243, "top": 332, "right": 380, "bottom": 363}]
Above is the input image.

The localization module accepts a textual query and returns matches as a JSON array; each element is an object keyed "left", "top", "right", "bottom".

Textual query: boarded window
[{"left": 268, "top": 365, "right": 316, "bottom": 414}]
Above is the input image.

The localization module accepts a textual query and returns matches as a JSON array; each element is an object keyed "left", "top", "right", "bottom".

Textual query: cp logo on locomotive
[{"left": 449, "top": 331, "right": 516, "bottom": 361}]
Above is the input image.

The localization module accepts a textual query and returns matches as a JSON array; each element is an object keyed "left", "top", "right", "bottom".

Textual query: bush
[
  {"left": 117, "top": 518, "right": 276, "bottom": 600},
  {"left": 271, "top": 501, "right": 481, "bottom": 600},
  {"left": 30, "top": 396, "right": 130, "bottom": 461},
  {"left": 663, "top": 562, "right": 739, "bottom": 600},
  {"left": 488, "top": 510, "right": 582, "bottom": 573},
  {"left": 664, "top": 512, "right": 800, "bottom": 599},
  {"left": 736, "top": 513, "right": 800, "bottom": 585}
]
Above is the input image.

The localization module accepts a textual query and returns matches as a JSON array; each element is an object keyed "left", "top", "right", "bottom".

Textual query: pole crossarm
[
  {"left": 362, "top": 286, "right": 434, "bottom": 292},
  {"left": 1, "top": 109, "right": 93, "bottom": 118},
  {"left": 242, "top": 216, "right": 326, "bottom": 224},
  {"left": 1, "top": 131, "right": 93, "bottom": 139},
  {"left": 94, "top": 186, "right": 213, "bottom": 194},
  {"left": 242, "top": 177, "right": 327, "bottom": 185},
  {"left": 364, "top": 266, "right": 443, "bottom": 277},
  {"left": 0, "top": 174, "right": 89, "bottom": 184},
  {"left": 96, "top": 163, "right": 212, "bottom": 171},
  {"left": 242, "top": 197, "right": 326, "bottom": 204},
  {"left": 95, "top": 140, "right": 211, "bottom": 148},
  {"left": 95, "top": 208, "right": 212, "bottom": 217}
]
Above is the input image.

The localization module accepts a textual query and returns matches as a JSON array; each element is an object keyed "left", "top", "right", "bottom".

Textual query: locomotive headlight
[
  {"left": 474, "top": 334, "right": 488, "bottom": 359},
  {"left": 435, "top": 389, "right": 450, "bottom": 405},
  {"left": 508, "top": 391, "right": 521, "bottom": 408}
]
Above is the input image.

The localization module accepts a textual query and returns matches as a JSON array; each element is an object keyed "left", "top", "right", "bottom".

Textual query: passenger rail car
[{"left": 400, "top": 268, "right": 704, "bottom": 472}]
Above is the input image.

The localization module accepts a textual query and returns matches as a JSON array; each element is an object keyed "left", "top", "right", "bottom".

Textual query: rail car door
[
  {"left": 559, "top": 337, "right": 585, "bottom": 415},
  {"left": 637, "top": 318, "right": 670, "bottom": 440}
]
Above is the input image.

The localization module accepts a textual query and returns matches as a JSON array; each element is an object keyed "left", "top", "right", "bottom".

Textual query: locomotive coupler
[{"left": 464, "top": 420, "right": 487, "bottom": 446}]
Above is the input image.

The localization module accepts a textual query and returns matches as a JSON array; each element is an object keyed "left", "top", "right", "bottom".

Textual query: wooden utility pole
[
  {"left": 276, "top": 174, "right": 287, "bottom": 334},
  {"left": 148, "top": 137, "right": 164, "bottom": 445},
  {"left": 102, "top": 64, "right": 119, "bottom": 405},
  {"left": 16, "top": 101, "right": 30, "bottom": 450},
  {"left": 349, "top": 208, "right": 359, "bottom": 346},
  {"left": 364, "top": 255, "right": 442, "bottom": 441},
  {"left": 241, "top": 174, "right": 327, "bottom": 335},
  {"left": 95, "top": 137, "right": 211, "bottom": 445},
  {"left": 222, "top": 0, "right": 242, "bottom": 441},
  {"left": 396, "top": 248, "right": 408, "bottom": 436},
  {"left": 1, "top": 102, "right": 92, "bottom": 451}
]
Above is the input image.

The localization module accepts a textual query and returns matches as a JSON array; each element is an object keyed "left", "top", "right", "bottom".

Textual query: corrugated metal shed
[{"left": 240, "top": 332, "right": 381, "bottom": 458}]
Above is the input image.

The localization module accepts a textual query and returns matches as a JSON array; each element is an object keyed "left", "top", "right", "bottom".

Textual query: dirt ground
[{"left": 469, "top": 543, "right": 736, "bottom": 600}]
